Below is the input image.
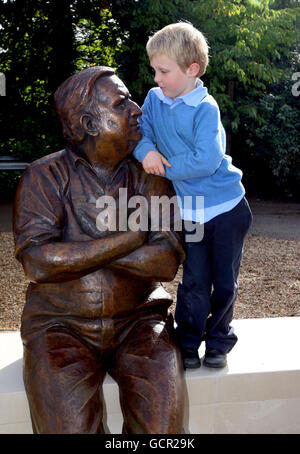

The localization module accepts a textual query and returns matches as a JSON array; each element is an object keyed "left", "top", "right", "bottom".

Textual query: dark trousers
[{"left": 175, "top": 197, "right": 253, "bottom": 354}]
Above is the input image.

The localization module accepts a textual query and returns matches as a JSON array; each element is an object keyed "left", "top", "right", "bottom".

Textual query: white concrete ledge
[{"left": 1, "top": 317, "right": 300, "bottom": 434}]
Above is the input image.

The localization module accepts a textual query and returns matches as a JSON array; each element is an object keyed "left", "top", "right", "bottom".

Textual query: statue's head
[{"left": 54, "top": 66, "right": 142, "bottom": 157}]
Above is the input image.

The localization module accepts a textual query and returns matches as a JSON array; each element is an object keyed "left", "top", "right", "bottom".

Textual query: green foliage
[
  {"left": 0, "top": 0, "right": 76, "bottom": 163},
  {"left": 107, "top": 0, "right": 190, "bottom": 104},
  {"left": 188, "top": 0, "right": 298, "bottom": 116},
  {"left": 184, "top": 0, "right": 300, "bottom": 199},
  {"left": 0, "top": 0, "right": 299, "bottom": 199},
  {"left": 74, "top": 9, "right": 121, "bottom": 70},
  {"left": 239, "top": 74, "right": 300, "bottom": 198}
]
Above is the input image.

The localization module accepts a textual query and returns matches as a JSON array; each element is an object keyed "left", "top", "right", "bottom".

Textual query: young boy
[{"left": 133, "top": 22, "right": 252, "bottom": 369}]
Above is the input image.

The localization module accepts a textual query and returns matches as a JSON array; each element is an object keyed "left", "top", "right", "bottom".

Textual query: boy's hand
[{"left": 142, "top": 150, "right": 172, "bottom": 176}]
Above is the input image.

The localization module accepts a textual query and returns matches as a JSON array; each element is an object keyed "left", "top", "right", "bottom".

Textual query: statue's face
[{"left": 93, "top": 74, "right": 142, "bottom": 158}]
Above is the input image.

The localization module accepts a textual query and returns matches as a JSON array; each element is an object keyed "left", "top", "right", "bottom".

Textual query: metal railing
[{"left": 0, "top": 156, "right": 28, "bottom": 170}]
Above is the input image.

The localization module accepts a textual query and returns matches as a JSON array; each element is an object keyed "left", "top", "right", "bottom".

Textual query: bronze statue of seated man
[{"left": 13, "top": 66, "right": 186, "bottom": 434}]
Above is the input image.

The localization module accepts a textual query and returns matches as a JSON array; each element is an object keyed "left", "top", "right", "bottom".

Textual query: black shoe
[
  {"left": 182, "top": 349, "right": 201, "bottom": 369},
  {"left": 203, "top": 348, "right": 227, "bottom": 368}
]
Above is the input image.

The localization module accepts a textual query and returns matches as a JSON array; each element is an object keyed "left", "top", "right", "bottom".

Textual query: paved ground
[
  {"left": 0, "top": 201, "right": 14, "bottom": 232},
  {"left": 247, "top": 199, "right": 300, "bottom": 240},
  {"left": 1, "top": 198, "right": 300, "bottom": 239}
]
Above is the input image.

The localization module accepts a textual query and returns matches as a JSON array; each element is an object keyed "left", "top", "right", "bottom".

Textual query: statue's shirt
[{"left": 13, "top": 148, "right": 184, "bottom": 348}]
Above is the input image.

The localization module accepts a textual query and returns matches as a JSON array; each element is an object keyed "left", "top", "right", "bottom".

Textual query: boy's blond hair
[{"left": 146, "top": 22, "right": 209, "bottom": 77}]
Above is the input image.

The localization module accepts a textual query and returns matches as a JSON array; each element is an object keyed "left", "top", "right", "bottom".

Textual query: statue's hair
[
  {"left": 54, "top": 66, "right": 115, "bottom": 147},
  {"left": 146, "top": 22, "right": 209, "bottom": 77}
]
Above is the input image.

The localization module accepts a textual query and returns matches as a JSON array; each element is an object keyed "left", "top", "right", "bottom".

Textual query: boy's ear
[
  {"left": 187, "top": 62, "right": 200, "bottom": 77},
  {"left": 80, "top": 114, "right": 100, "bottom": 137}
]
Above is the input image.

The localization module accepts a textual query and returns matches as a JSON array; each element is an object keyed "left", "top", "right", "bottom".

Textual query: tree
[
  {"left": 182, "top": 0, "right": 299, "bottom": 198},
  {"left": 0, "top": 0, "right": 299, "bottom": 199},
  {"left": 107, "top": 0, "right": 190, "bottom": 104},
  {"left": 0, "top": 0, "right": 77, "bottom": 163},
  {"left": 187, "top": 0, "right": 298, "bottom": 141},
  {"left": 75, "top": 8, "right": 120, "bottom": 71}
]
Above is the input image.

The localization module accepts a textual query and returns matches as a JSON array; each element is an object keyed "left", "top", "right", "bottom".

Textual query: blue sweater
[{"left": 133, "top": 80, "right": 245, "bottom": 223}]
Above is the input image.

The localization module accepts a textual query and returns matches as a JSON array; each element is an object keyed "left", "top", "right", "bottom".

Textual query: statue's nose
[{"left": 130, "top": 100, "right": 142, "bottom": 117}]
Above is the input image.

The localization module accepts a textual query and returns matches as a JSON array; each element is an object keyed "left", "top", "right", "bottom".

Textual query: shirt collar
[
  {"left": 153, "top": 79, "right": 208, "bottom": 108},
  {"left": 66, "top": 146, "right": 131, "bottom": 184}
]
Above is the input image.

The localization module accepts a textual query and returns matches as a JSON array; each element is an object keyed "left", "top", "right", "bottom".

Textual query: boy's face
[{"left": 150, "top": 54, "right": 198, "bottom": 100}]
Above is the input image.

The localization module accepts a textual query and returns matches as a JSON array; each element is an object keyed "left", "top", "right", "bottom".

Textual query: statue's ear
[{"left": 80, "top": 114, "right": 100, "bottom": 137}]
